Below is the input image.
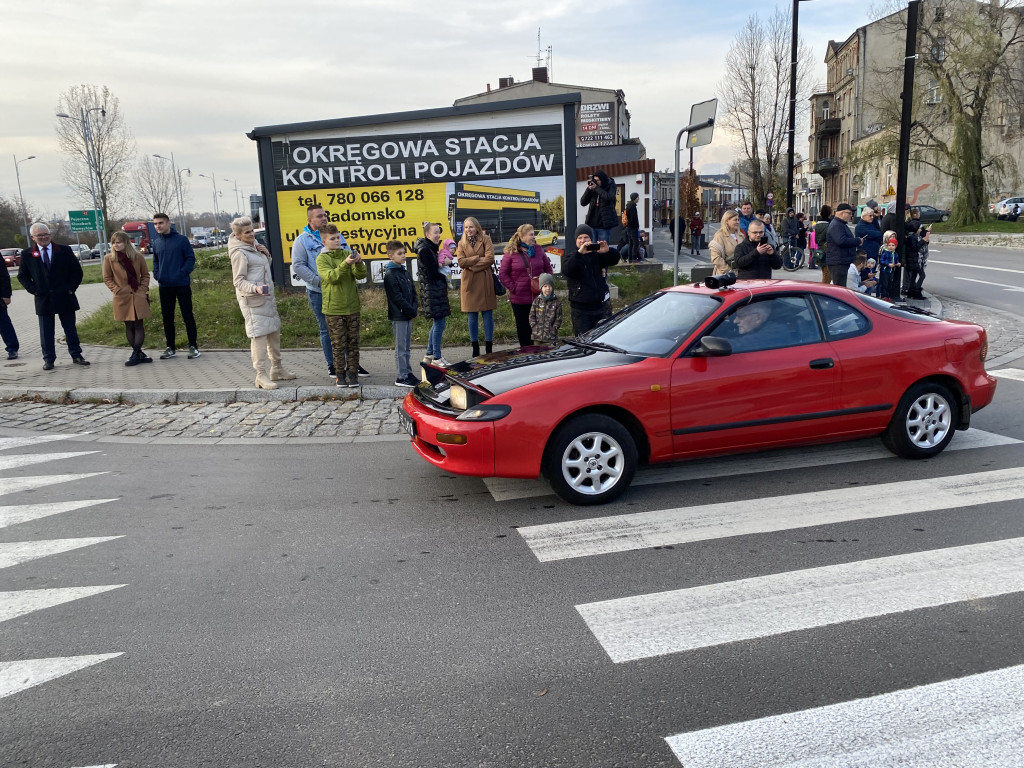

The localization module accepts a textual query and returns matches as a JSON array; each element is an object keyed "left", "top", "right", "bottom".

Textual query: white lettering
[
  {"left": 293, "top": 147, "right": 310, "bottom": 164},
  {"left": 381, "top": 142, "right": 399, "bottom": 159},
  {"left": 446, "top": 138, "right": 460, "bottom": 155}
]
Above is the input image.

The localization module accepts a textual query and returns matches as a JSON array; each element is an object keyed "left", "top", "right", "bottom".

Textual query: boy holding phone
[{"left": 316, "top": 224, "right": 367, "bottom": 387}]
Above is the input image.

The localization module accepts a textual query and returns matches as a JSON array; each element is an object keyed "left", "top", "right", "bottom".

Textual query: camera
[{"left": 705, "top": 271, "right": 737, "bottom": 289}]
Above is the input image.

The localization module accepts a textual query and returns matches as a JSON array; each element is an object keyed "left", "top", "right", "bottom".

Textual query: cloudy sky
[{"left": 2, "top": 0, "right": 866, "bottom": 221}]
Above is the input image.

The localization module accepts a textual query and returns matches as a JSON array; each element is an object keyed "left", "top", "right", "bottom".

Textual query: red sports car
[{"left": 401, "top": 279, "right": 997, "bottom": 505}]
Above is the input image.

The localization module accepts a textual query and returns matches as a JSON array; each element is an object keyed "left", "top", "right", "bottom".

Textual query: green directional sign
[{"left": 69, "top": 209, "right": 105, "bottom": 232}]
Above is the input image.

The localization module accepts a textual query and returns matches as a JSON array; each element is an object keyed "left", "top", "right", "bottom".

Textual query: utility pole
[
  {"left": 786, "top": 0, "right": 802, "bottom": 209},
  {"left": 894, "top": 0, "right": 921, "bottom": 297}
]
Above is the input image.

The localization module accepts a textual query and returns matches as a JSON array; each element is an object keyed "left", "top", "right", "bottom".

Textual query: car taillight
[{"left": 980, "top": 338, "right": 988, "bottom": 362}]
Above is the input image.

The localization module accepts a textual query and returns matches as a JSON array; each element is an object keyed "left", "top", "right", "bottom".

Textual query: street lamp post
[
  {"left": 153, "top": 153, "right": 190, "bottom": 234},
  {"left": 57, "top": 107, "right": 106, "bottom": 248},
  {"left": 13, "top": 154, "right": 36, "bottom": 245},
  {"left": 198, "top": 173, "right": 220, "bottom": 232},
  {"left": 223, "top": 178, "right": 241, "bottom": 216},
  {"left": 787, "top": 0, "right": 813, "bottom": 210}
]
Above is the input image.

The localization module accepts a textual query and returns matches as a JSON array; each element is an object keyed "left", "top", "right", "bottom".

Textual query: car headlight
[
  {"left": 449, "top": 384, "right": 469, "bottom": 411},
  {"left": 456, "top": 404, "right": 512, "bottom": 422}
]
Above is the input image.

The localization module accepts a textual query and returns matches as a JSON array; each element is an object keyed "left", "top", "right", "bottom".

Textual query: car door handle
[{"left": 809, "top": 358, "right": 835, "bottom": 369}]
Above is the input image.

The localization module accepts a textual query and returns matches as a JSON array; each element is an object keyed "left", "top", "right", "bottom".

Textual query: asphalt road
[
  {"left": 924, "top": 243, "right": 1024, "bottom": 315},
  {"left": 3, "top": 370, "right": 1024, "bottom": 767}
]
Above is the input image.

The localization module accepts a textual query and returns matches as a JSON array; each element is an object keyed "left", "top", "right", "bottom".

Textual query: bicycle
[{"left": 780, "top": 239, "right": 806, "bottom": 271}]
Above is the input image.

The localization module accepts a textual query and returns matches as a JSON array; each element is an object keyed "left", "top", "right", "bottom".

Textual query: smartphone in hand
[{"left": 260, "top": 284, "right": 270, "bottom": 295}]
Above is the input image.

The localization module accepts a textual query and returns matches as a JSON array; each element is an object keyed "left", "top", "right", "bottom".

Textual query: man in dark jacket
[
  {"left": 733, "top": 219, "right": 783, "bottom": 279},
  {"left": 854, "top": 206, "right": 882, "bottom": 260},
  {"left": 0, "top": 253, "right": 19, "bottom": 359},
  {"left": 563, "top": 225, "right": 620, "bottom": 335},
  {"left": 152, "top": 213, "right": 199, "bottom": 359},
  {"left": 580, "top": 170, "right": 617, "bottom": 244},
  {"left": 826, "top": 203, "right": 862, "bottom": 286},
  {"left": 17, "top": 223, "right": 89, "bottom": 370},
  {"left": 624, "top": 192, "right": 641, "bottom": 262},
  {"left": 780, "top": 207, "right": 799, "bottom": 254}
]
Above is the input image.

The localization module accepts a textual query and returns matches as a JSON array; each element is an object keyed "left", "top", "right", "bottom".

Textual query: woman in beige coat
[
  {"left": 229, "top": 216, "right": 296, "bottom": 389},
  {"left": 709, "top": 209, "right": 742, "bottom": 275},
  {"left": 456, "top": 216, "right": 497, "bottom": 356},
  {"left": 103, "top": 231, "right": 152, "bottom": 366}
]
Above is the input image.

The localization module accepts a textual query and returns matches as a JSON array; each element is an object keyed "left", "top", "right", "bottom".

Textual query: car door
[
  {"left": 669, "top": 294, "right": 838, "bottom": 457},
  {"left": 810, "top": 293, "right": 894, "bottom": 434}
]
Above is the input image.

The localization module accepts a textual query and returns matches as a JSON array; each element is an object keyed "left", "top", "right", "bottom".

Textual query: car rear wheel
[
  {"left": 543, "top": 414, "right": 637, "bottom": 505},
  {"left": 882, "top": 381, "right": 957, "bottom": 459}
]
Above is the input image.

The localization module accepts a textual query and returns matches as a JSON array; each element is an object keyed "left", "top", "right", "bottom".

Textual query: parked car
[
  {"left": 401, "top": 278, "right": 997, "bottom": 505},
  {"left": 2, "top": 248, "right": 20, "bottom": 268},
  {"left": 535, "top": 230, "right": 559, "bottom": 246},
  {"left": 90, "top": 242, "right": 111, "bottom": 258},
  {"left": 913, "top": 205, "right": 950, "bottom": 223},
  {"left": 67, "top": 244, "right": 92, "bottom": 260}
]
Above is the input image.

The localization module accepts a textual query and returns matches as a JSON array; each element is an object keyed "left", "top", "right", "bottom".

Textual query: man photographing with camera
[
  {"left": 579, "top": 169, "right": 617, "bottom": 245},
  {"left": 563, "top": 224, "right": 620, "bottom": 335}
]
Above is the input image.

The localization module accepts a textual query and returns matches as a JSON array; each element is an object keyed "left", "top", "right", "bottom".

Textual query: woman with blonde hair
[
  {"left": 709, "top": 210, "right": 741, "bottom": 275},
  {"left": 103, "top": 231, "right": 152, "bottom": 366},
  {"left": 499, "top": 223, "right": 553, "bottom": 347},
  {"left": 228, "top": 216, "right": 296, "bottom": 389},
  {"left": 456, "top": 216, "right": 497, "bottom": 357}
]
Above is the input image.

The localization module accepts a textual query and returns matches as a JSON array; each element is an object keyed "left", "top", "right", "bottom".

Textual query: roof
[
  {"left": 247, "top": 93, "right": 581, "bottom": 139},
  {"left": 455, "top": 80, "right": 624, "bottom": 105},
  {"left": 576, "top": 159, "right": 656, "bottom": 181}
]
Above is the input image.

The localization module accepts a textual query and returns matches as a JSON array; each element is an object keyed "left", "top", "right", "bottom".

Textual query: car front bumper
[{"left": 401, "top": 393, "right": 496, "bottom": 477}]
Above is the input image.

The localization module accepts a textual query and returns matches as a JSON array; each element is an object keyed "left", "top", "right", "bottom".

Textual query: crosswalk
[
  {"left": 0, "top": 433, "right": 121, "bottom": 767},
  {"left": 514, "top": 420, "right": 1024, "bottom": 766}
]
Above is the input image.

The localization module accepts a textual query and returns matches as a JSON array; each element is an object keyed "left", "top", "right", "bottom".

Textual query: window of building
[
  {"left": 886, "top": 164, "right": 893, "bottom": 190},
  {"left": 926, "top": 79, "right": 941, "bottom": 104},
  {"left": 935, "top": 6, "right": 945, "bottom": 22},
  {"left": 931, "top": 37, "right": 946, "bottom": 62}
]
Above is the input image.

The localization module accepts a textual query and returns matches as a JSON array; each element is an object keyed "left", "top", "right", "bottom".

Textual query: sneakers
[
  {"left": 358, "top": 365, "right": 370, "bottom": 377},
  {"left": 187, "top": 345, "right": 201, "bottom": 359},
  {"left": 395, "top": 374, "right": 418, "bottom": 388},
  {"left": 346, "top": 373, "right": 360, "bottom": 388},
  {"left": 335, "top": 376, "right": 345, "bottom": 388},
  {"left": 328, "top": 364, "right": 336, "bottom": 378},
  {"left": 421, "top": 354, "right": 434, "bottom": 364},
  {"left": 432, "top": 356, "right": 450, "bottom": 368},
  {"left": 160, "top": 347, "right": 176, "bottom": 359}
]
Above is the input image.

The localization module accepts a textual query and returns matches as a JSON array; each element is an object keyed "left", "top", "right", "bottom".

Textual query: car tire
[
  {"left": 881, "top": 381, "right": 958, "bottom": 459},
  {"left": 543, "top": 414, "right": 637, "bottom": 505},
  {"left": 940, "top": 214, "right": 949, "bottom": 222}
]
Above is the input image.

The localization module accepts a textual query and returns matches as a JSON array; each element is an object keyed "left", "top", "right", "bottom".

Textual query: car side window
[
  {"left": 713, "top": 296, "right": 823, "bottom": 353},
  {"left": 813, "top": 295, "right": 870, "bottom": 340}
]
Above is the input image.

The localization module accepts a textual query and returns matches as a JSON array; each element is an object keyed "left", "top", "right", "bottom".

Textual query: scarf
[
  {"left": 467, "top": 235, "right": 478, "bottom": 247},
  {"left": 117, "top": 251, "right": 140, "bottom": 292}
]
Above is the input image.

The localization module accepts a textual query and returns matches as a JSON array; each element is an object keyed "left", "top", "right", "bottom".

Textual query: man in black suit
[{"left": 17, "top": 223, "right": 90, "bottom": 370}]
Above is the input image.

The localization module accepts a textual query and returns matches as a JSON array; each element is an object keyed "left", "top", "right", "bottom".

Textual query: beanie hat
[
  {"left": 575, "top": 224, "right": 595, "bottom": 241},
  {"left": 629, "top": 192, "right": 639, "bottom": 201},
  {"left": 538, "top": 273, "right": 555, "bottom": 289}
]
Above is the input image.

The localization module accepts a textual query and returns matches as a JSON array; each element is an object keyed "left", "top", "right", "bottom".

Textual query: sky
[{"left": 2, "top": 0, "right": 866, "bottom": 222}]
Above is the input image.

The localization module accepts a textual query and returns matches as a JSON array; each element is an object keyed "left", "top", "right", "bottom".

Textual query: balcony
[
  {"left": 815, "top": 117, "right": 841, "bottom": 136},
  {"left": 815, "top": 157, "right": 840, "bottom": 176}
]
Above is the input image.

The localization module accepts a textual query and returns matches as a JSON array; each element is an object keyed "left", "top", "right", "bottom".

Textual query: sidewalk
[{"left": 0, "top": 278, "right": 478, "bottom": 404}]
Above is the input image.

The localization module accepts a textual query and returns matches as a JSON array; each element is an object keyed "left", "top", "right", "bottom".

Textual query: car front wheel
[
  {"left": 941, "top": 214, "right": 949, "bottom": 222},
  {"left": 543, "top": 414, "right": 637, "bottom": 505},
  {"left": 882, "top": 381, "right": 957, "bottom": 459}
]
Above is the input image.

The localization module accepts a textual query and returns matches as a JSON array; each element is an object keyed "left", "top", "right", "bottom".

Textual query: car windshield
[{"left": 581, "top": 291, "right": 721, "bottom": 356}]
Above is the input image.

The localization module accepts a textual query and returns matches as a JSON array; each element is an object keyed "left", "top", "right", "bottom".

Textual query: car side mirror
[{"left": 691, "top": 336, "right": 733, "bottom": 357}]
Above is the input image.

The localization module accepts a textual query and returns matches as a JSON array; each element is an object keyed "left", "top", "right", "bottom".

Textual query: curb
[{"left": 0, "top": 383, "right": 407, "bottom": 405}]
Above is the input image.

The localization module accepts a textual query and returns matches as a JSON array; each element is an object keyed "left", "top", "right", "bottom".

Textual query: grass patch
[
  {"left": 929, "top": 219, "right": 1024, "bottom": 234},
  {"left": 76, "top": 259, "right": 678, "bottom": 350}
]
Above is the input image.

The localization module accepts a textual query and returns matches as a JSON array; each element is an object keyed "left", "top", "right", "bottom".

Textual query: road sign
[
  {"left": 69, "top": 209, "right": 105, "bottom": 233},
  {"left": 767, "top": 193, "right": 774, "bottom": 200},
  {"left": 686, "top": 99, "right": 718, "bottom": 148},
  {"left": 885, "top": 185, "right": 896, "bottom": 196}
]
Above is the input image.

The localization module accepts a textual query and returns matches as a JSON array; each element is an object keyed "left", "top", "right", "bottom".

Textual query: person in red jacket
[{"left": 689, "top": 213, "right": 705, "bottom": 255}]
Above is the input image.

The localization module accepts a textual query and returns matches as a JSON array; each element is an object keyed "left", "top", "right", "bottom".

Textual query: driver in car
[{"left": 727, "top": 302, "right": 790, "bottom": 352}]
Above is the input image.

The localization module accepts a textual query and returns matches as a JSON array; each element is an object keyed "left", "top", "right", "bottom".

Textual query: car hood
[{"left": 445, "top": 343, "right": 643, "bottom": 396}]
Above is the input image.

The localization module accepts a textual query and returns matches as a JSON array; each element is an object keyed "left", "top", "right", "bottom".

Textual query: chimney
[
  {"left": 498, "top": 76, "right": 514, "bottom": 89},
  {"left": 532, "top": 66, "right": 549, "bottom": 83},
  {"left": 486, "top": 84, "right": 491, "bottom": 92}
]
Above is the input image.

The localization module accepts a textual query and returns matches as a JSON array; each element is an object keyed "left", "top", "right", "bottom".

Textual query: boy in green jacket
[{"left": 316, "top": 224, "right": 367, "bottom": 387}]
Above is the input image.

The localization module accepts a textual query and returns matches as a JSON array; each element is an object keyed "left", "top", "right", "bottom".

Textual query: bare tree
[
  {"left": 54, "top": 84, "right": 136, "bottom": 233},
  {"left": 852, "top": 0, "right": 1024, "bottom": 225},
  {"left": 132, "top": 154, "right": 178, "bottom": 216},
  {"left": 717, "top": 8, "right": 814, "bottom": 208}
]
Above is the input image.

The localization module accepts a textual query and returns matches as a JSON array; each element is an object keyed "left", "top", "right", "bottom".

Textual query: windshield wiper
[{"left": 565, "top": 338, "right": 631, "bottom": 354}]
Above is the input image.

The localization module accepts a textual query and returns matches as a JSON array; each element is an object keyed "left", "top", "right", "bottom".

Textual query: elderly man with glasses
[
  {"left": 826, "top": 203, "right": 864, "bottom": 287},
  {"left": 17, "top": 223, "right": 89, "bottom": 370}
]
